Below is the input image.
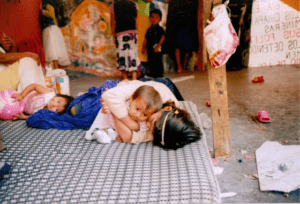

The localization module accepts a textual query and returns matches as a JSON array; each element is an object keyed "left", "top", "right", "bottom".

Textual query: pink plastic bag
[{"left": 204, "top": 4, "right": 239, "bottom": 68}]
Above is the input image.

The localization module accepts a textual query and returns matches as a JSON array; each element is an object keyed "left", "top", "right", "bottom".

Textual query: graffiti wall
[
  {"left": 47, "top": 0, "right": 119, "bottom": 76},
  {"left": 249, "top": 0, "right": 300, "bottom": 67}
]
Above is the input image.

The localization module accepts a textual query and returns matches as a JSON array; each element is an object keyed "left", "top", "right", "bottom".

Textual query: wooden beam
[{"left": 207, "top": 63, "right": 231, "bottom": 158}]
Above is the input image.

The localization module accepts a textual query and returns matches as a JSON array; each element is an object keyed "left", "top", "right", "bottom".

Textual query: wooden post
[{"left": 207, "top": 63, "right": 231, "bottom": 158}]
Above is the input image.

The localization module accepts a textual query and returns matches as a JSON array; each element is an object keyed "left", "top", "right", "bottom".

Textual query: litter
[
  {"left": 240, "top": 150, "right": 247, "bottom": 154},
  {"left": 220, "top": 192, "right": 237, "bottom": 198},
  {"left": 256, "top": 141, "right": 300, "bottom": 193},
  {"left": 206, "top": 101, "right": 211, "bottom": 107},
  {"left": 244, "top": 155, "right": 251, "bottom": 159},
  {"left": 212, "top": 159, "right": 218, "bottom": 166},
  {"left": 256, "top": 111, "right": 271, "bottom": 123},
  {"left": 213, "top": 167, "right": 224, "bottom": 175},
  {"left": 199, "top": 113, "right": 212, "bottom": 129},
  {"left": 252, "top": 76, "right": 264, "bottom": 83},
  {"left": 284, "top": 140, "right": 288, "bottom": 143},
  {"left": 238, "top": 159, "right": 244, "bottom": 163},
  {"left": 243, "top": 174, "right": 257, "bottom": 180}
]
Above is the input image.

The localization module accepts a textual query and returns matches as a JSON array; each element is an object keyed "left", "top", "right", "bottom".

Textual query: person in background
[
  {"left": 110, "top": 0, "right": 142, "bottom": 80},
  {"left": 142, "top": 8, "right": 165, "bottom": 78},
  {"left": 40, "top": 1, "right": 71, "bottom": 69},
  {"left": 135, "top": 0, "right": 152, "bottom": 76},
  {"left": 0, "top": 33, "right": 45, "bottom": 92},
  {"left": 166, "top": 0, "right": 199, "bottom": 73}
]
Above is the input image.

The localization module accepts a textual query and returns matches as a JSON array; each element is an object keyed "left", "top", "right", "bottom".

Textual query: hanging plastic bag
[{"left": 204, "top": 4, "right": 239, "bottom": 68}]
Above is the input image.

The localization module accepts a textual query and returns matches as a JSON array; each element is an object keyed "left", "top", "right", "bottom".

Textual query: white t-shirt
[{"left": 102, "top": 80, "right": 180, "bottom": 119}]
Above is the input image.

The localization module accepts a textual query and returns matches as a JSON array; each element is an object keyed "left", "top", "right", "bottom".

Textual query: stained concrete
[{"left": 68, "top": 64, "right": 300, "bottom": 203}]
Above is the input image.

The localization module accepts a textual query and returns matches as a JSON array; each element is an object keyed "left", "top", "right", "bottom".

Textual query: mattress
[{"left": 0, "top": 101, "right": 221, "bottom": 203}]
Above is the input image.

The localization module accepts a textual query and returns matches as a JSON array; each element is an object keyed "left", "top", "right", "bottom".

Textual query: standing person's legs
[
  {"left": 175, "top": 48, "right": 183, "bottom": 73},
  {"left": 183, "top": 51, "right": 190, "bottom": 71},
  {"left": 122, "top": 71, "right": 128, "bottom": 80},
  {"left": 131, "top": 71, "right": 137, "bottom": 80},
  {"left": 53, "top": 60, "right": 59, "bottom": 69}
]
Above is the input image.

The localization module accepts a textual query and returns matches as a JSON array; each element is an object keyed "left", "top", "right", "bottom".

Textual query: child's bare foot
[
  {"left": 115, "top": 135, "right": 123, "bottom": 142},
  {"left": 177, "top": 66, "right": 183, "bottom": 73}
]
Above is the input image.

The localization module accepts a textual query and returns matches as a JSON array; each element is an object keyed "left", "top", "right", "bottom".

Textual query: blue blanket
[{"left": 26, "top": 80, "right": 119, "bottom": 130}]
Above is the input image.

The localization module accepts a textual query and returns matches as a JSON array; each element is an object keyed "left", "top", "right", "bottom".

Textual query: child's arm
[
  {"left": 154, "top": 34, "right": 165, "bottom": 53},
  {"left": 13, "top": 112, "right": 30, "bottom": 120},
  {"left": 113, "top": 114, "right": 154, "bottom": 143},
  {"left": 12, "top": 83, "right": 52, "bottom": 103}
]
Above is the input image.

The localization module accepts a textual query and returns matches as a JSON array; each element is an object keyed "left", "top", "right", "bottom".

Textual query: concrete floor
[{"left": 68, "top": 64, "right": 300, "bottom": 203}]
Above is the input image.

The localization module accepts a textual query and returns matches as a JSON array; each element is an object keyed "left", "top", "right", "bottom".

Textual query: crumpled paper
[{"left": 255, "top": 141, "right": 300, "bottom": 193}]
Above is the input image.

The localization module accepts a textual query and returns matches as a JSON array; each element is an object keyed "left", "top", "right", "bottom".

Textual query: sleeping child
[
  {"left": 0, "top": 83, "right": 74, "bottom": 120},
  {"left": 85, "top": 85, "right": 163, "bottom": 144}
]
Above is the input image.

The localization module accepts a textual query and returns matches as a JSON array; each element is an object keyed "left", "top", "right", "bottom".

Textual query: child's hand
[
  {"left": 13, "top": 112, "right": 28, "bottom": 120},
  {"left": 115, "top": 135, "right": 123, "bottom": 143},
  {"left": 12, "top": 93, "right": 23, "bottom": 104},
  {"left": 101, "top": 103, "right": 111, "bottom": 114},
  {"left": 154, "top": 45, "right": 160, "bottom": 53}
]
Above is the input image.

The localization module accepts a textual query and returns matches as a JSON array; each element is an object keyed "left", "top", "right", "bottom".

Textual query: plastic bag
[{"left": 204, "top": 4, "right": 239, "bottom": 68}]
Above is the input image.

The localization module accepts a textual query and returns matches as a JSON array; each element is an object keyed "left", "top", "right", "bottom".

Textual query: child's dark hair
[
  {"left": 57, "top": 94, "right": 74, "bottom": 113},
  {"left": 132, "top": 85, "right": 163, "bottom": 112},
  {"left": 150, "top": 8, "right": 162, "bottom": 19},
  {"left": 153, "top": 104, "right": 201, "bottom": 150}
]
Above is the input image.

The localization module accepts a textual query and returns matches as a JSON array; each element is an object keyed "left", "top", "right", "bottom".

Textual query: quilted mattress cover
[{"left": 0, "top": 101, "right": 221, "bottom": 203}]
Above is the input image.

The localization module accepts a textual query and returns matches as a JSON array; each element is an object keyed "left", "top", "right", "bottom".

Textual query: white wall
[{"left": 249, "top": 0, "right": 300, "bottom": 67}]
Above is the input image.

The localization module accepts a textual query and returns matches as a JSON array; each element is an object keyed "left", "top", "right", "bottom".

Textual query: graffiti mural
[{"left": 49, "top": 0, "right": 119, "bottom": 76}]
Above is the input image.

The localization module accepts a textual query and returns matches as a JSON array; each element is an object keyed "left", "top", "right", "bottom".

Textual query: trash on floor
[
  {"left": 206, "top": 101, "right": 211, "bottom": 107},
  {"left": 244, "top": 155, "right": 251, "bottom": 159},
  {"left": 240, "top": 150, "right": 247, "bottom": 154},
  {"left": 256, "top": 111, "right": 271, "bottom": 123},
  {"left": 252, "top": 76, "right": 264, "bottom": 83},
  {"left": 213, "top": 167, "right": 224, "bottom": 175},
  {"left": 212, "top": 159, "right": 218, "bottom": 166},
  {"left": 243, "top": 174, "right": 258, "bottom": 180},
  {"left": 237, "top": 159, "right": 244, "bottom": 163},
  {"left": 256, "top": 141, "right": 300, "bottom": 193},
  {"left": 220, "top": 192, "right": 237, "bottom": 198},
  {"left": 199, "top": 113, "right": 212, "bottom": 129}
]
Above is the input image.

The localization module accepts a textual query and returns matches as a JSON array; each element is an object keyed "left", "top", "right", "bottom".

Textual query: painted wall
[
  {"left": 249, "top": 0, "right": 300, "bottom": 67},
  {"left": 0, "top": 0, "right": 41, "bottom": 47}
]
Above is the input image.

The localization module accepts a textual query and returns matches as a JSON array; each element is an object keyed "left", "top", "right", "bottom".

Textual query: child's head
[
  {"left": 150, "top": 9, "right": 162, "bottom": 26},
  {"left": 129, "top": 85, "right": 163, "bottom": 122},
  {"left": 152, "top": 103, "right": 201, "bottom": 150},
  {"left": 47, "top": 94, "right": 74, "bottom": 114}
]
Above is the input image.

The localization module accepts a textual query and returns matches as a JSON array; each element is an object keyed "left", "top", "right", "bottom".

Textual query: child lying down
[{"left": 85, "top": 85, "right": 162, "bottom": 144}]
